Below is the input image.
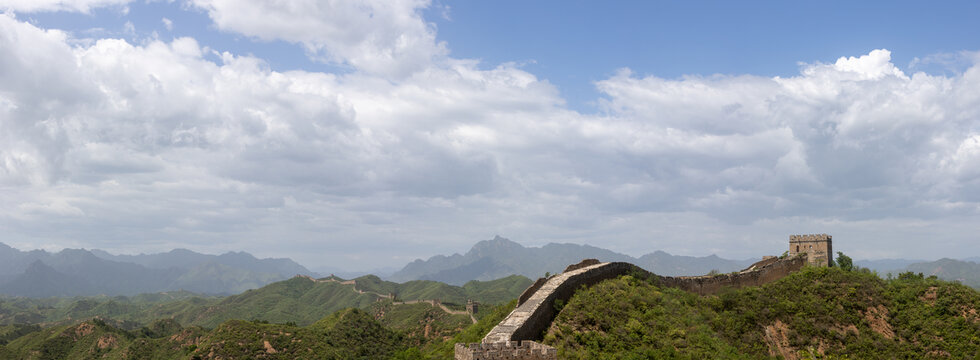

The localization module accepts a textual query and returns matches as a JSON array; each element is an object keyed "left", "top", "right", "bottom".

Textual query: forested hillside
[{"left": 545, "top": 267, "right": 980, "bottom": 359}]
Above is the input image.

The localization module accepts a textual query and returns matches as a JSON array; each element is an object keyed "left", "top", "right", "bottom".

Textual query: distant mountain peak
[
  {"left": 24, "top": 259, "right": 54, "bottom": 273},
  {"left": 388, "top": 237, "right": 755, "bottom": 285},
  {"left": 468, "top": 236, "right": 524, "bottom": 255}
]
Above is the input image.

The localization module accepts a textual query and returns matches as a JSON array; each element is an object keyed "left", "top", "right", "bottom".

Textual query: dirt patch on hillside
[
  {"left": 961, "top": 306, "right": 980, "bottom": 324},
  {"left": 862, "top": 305, "right": 895, "bottom": 339},
  {"left": 169, "top": 329, "right": 201, "bottom": 346},
  {"left": 263, "top": 340, "right": 278, "bottom": 354},
  {"left": 764, "top": 320, "right": 797, "bottom": 360},
  {"left": 928, "top": 349, "right": 951, "bottom": 357},
  {"left": 831, "top": 324, "right": 859, "bottom": 336},
  {"left": 74, "top": 322, "right": 95, "bottom": 337},
  {"left": 97, "top": 334, "right": 118, "bottom": 349},
  {"left": 920, "top": 286, "right": 938, "bottom": 305}
]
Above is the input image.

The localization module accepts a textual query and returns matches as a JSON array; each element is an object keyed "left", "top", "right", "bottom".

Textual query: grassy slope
[
  {"left": 462, "top": 275, "right": 533, "bottom": 305},
  {"left": 371, "top": 302, "right": 473, "bottom": 343},
  {"left": 545, "top": 267, "right": 980, "bottom": 359},
  {"left": 179, "top": 277, "right": 380, "bottom": 328},
  {"left": 352, "top": 274, "right": 532, "bottom": 307}
]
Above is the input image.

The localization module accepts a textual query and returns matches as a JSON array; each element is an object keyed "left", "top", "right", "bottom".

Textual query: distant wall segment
[{"left": 654, "top": 255, "right": 807, "bottom": 296}]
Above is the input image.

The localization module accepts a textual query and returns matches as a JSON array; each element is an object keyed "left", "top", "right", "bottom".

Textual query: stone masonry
[
  {"left": 454, "top": 341, "right": 556, "bottom": 360},
  {"left": 789, "top": 234, "right": 833, "bottom": 267}
]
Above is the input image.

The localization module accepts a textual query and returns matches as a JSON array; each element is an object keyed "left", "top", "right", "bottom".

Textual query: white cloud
[
  {"left": 161, "top": 17, "right": 172, "bottom": 31},
  {"left": 831, "top": 49, "right": 908, "bottom": 80},
  {"left": 188, "top": 0, "right": 447, "bottom": 77},
  {"left": 1, "top": 9, "right": 980, "bottom": 268},
  {"left": 589, "top": 48, "right": 980, "bottom": 228}
]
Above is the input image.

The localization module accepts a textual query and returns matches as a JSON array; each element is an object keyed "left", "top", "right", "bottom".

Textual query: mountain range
[
  {"left": 6, "top": 236, "right": 980, "bottom": 297},
  {"left": 0, "top": 243, "right": 315, "bottom": 297},
  {"left": 902, "top": 258, "right": 980, "bottom": 288},
  {"left": 389, "top": 236, "right": 980, "bottom": 289},
  {"left": 387, "top": 236, "right": 758, "bottom": 285}
]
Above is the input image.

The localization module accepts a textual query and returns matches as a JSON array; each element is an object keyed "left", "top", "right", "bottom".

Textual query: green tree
[{"left": 836, "top": 252, "right": 853, "bottom": 271}]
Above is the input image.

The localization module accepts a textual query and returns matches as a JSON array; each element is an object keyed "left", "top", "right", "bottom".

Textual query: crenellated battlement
[
  {"left": 789, "top": 234, "right": 832, "bottom": 242},
  {"left": 455, "top": 341, "right": 556, "bottom": 360}
]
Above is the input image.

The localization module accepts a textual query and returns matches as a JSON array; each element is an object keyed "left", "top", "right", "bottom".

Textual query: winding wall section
[{"left": 482, "top": 255, "right": 807, "bottom": 344}]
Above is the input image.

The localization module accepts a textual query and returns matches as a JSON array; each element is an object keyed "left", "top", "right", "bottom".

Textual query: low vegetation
[
  {"left": 0, "top": 309, "right": 410, "bottom": 359},
  {"left": 545, "top": 266, "right": 980, "bottom": 359}
]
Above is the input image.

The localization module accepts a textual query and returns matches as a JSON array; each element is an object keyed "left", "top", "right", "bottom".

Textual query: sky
[{"left": 1, "top": 0, "right": 979, "bottom": 271}]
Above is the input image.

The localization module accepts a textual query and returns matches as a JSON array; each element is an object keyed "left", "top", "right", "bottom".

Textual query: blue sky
[
  {"left": 429, "top": 1, "right": 980, "bottom": 106},
  {"left": 25, "top": 0, "right": 980, "bottom": 111},
  {"left": 1, "top": 0, "right": 980, "bottom": 271}
]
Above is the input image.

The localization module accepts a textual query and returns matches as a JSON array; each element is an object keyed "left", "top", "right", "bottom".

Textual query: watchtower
[
  {"left": 466, "top": 300, "right": 479, "bottom": 315},
  {"left": 789, "top": 234, "right": 833, "bottom": 267}
]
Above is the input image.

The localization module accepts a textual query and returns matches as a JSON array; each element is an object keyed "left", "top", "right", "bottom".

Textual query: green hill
[
  {"left": 0, "top": 274, "right": 531, "bottom": 330},
  {"left": 0, "top": 309, "right": 412, "bottom": 360},
  {"left": 370, "top": 301, "right": 474, "bottom": 344},
  {"left": 0, "top": 291, "right": 220, "bottom": 328},
  {"left": 172, "top": 274, "right": 530, "bottom": 328},
  {"left": 543, "top": 266, "right": 980, "bottom": 359}
]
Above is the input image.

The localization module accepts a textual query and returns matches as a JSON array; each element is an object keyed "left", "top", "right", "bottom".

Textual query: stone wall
[
  {"left": 654, "top": 255, "right": 807, "bottom": 295},
  {"left": 517, "top": 277, "right": 549, "bottom": 306},
  {"left": 484, "top": 262, "right": 637, "bottom": 344},
  {"left": 455, "top": 341, "right": 556, "bottom": 360},
  {"left": 459, "top": 254, "right": 809, "bottom": 359},
  {"left": 483, "top": 255, "right": 807, "bottom": 344}
]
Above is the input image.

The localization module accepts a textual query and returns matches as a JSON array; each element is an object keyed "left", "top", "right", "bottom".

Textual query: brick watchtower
[
  {"left": 789, "top": 234, "right": 833, "bottom": 267},
  {"left": 466, "top": 300, "right": 479, "bottom": 315}
]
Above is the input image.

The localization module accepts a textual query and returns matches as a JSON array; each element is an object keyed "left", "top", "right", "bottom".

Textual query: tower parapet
[{"left": 789, "top": 234, "right": 833, "bottom": 267}]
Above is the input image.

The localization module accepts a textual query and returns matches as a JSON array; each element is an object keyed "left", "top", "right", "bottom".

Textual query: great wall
[
  {"left": 455, "top": 234, "right": 832, "bottom": 360},
  {"left": 296, "top": 274, "right": 479, "bottom": 323}
]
